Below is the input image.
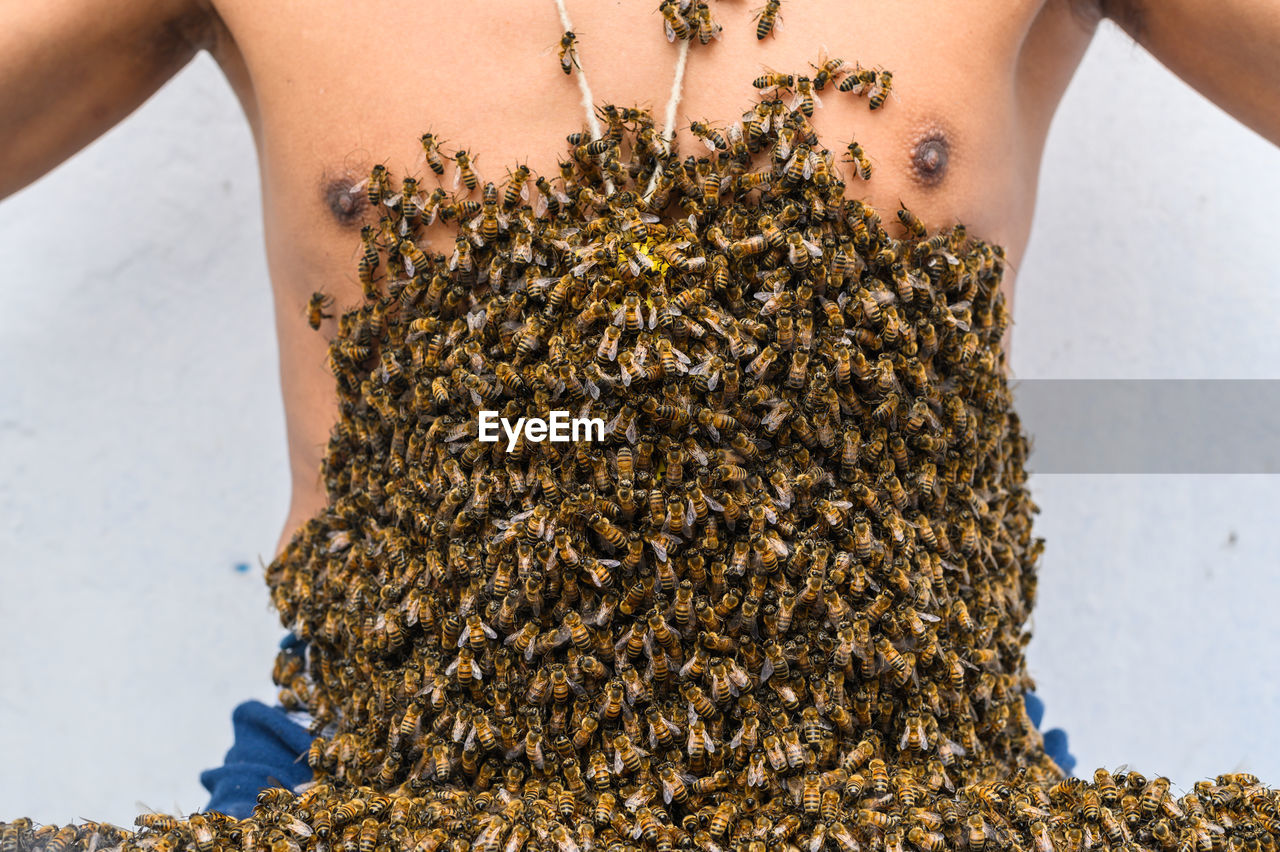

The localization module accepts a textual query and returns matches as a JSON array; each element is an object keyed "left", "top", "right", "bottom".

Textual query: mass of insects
[{"left": 6, "top": 4, "right": 1277, "bottom": 852}]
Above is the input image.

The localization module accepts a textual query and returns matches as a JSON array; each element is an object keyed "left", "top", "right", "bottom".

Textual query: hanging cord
[
  {"left": 552, "top": 0, "right": 615, "bottom": 194},
  {"left": 552, "top": 0, "right": 604, "bottom": 141},
  {"left": 643, "top": 38, "right": 691, "bottom": 204},
  {"left": 553, "top": 0, "right": 690, "bottom": 202}
]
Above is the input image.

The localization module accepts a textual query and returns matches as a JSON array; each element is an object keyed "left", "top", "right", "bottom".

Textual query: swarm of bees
[
  {"left": 5, "top": 17, "right": 1278, "bottom": 852},
  {"left": 263, "top": 66, "right": 1059, "bottom": 811},
  {"left": 7, "top": 771, "right": 1280, "bottom": 852}
]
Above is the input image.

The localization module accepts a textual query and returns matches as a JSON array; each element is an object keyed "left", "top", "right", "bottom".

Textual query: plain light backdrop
[{"left": 2, "top": 24, "right": 1279, "bottom": 825}]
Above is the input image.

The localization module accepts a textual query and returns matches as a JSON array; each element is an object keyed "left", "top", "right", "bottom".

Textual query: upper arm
[
  {"left": 0, "top": 0, "right": 219, "bottom": 200},
  {"left": 1076, "top": 0, "right": 1280, "bottom": 146}
]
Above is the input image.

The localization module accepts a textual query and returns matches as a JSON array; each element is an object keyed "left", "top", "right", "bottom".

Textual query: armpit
[{"left": 1068, "top": 0, "right": 1147, "bottom": 39}]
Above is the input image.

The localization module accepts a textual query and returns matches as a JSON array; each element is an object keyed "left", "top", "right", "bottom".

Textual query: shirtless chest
[{"left": 200, "top": 0, "right": 1094, "bottom": 538}]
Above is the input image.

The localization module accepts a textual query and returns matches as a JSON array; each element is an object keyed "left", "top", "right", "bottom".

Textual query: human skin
[{"left": 1, "top": 0, "right": 1278, "bottom": 554}]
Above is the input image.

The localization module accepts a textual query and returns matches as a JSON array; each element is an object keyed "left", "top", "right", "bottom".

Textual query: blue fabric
[
  {"left": 200, "top": 700, "right": 314, "bottom": 817},
  {"left": 1025, "top": 691, "right": 1076, "bottom": 775},
  {"left": 200, "top": 636, "right": 314, "bottom": 818},
  {"left": 201, "top": 638, "right": 1075, "bottom": 817}
]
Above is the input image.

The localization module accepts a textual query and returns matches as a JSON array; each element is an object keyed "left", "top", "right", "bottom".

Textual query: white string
[
  {"left": 552, "top": 0, "right": 605, "bottom": 143},
  {"left": 643, "top": 38, "right": 691, "bottom": 204},
  {"left": 551, "top": 0, "right": 618, "bottom": 195}
]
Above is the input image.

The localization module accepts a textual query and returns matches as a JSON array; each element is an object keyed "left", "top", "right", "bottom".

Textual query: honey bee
[
  {"left": 845, "top": 140, "right": 873, "bottom": 180},
  {"left": 411, "top": 132, "right": 448, "bottom": 177},
  {"left": 965, "top": 816, "right": 990, "bottom": 852},
  {"left": 399, "top": 239, "right": 429, "bottom": 278},
  {"left": 691, "top": 1, "right": 722, "bottom": 43},
  {"left": 898, "top": 712, "right": 930, "bottom": 753},
  {"left": 1141, "top": 777, "right": 1172, "bottom": 817},
  {"left": 452, "top": 149, "right": 480, "bottom": 192},
  {"left": 557, "top": 31, "right": 580, "bottom": 75},
  {"left": 613, "top": 733, "right": 646, "bottom": 775},
  {"left": 753, "top": 0, "right": 782, "bottom": 39},
  {"left": 659, "top": 0, "right": 692, "bottom": 42},
  {"left": 811, "top": 53, "right": 849, "bottom": 91},
  {"left": 790, "top": 77, "right": 822, "bottom": 117},
  {"left": 752, "top": 70, "right": 793, "bottom": 91},
  {"left": 838, "top": 64, "right": 879, "bottom": 95},
  {"left": 869, "top": 70, "right": 894, "bottom": 110},
  {"left": 709, "top": 801, "right": 737, "bottom": 838},
  {"left": 307, "top": 292, "right": 335, "bottom": 329},
  {"left": 43, "top": 827, "right": 78, "bottom": 852},
  {"left": 690, "top": 121, "right": 729, "bottom": 152},
  {"left": 355, "top": 163, "right": 390, "bottom": 207}
]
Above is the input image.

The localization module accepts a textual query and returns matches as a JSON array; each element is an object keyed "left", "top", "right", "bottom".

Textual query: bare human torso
[
  {"left": 5, "top": 0, "right": 1279, "bottom": 555},
  {"left": 197, "top": 1, "right": 1095, "bottom": 550}
]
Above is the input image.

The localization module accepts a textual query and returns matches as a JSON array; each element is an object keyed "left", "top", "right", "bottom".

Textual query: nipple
[
  {"left": 323, "top": 177, "right": 366, "bottom": 227},
  {"left": 910, "top": 131, "right": 951, "bottom": 188}
]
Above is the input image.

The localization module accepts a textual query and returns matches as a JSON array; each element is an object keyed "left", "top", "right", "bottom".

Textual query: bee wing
[
  {"left": 664, "top": 19, "right": 677, "bottom": 43},
  {"left": 811, "top": 89, "right": 824, "bottom": 109},
  {"left": 782, "top": 146, "right": 805, "bottom": 176}
]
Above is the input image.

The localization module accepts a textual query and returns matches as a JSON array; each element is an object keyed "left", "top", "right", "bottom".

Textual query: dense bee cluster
[
  {"left": 7, "top": 771, "right": 1280, "bottom": 852},
  {"left": 276, "top": 80, "right": 1056, "bottom": 800},
  {"left": 4, "top": 29, "right": 1276, "bottom": 852},
  {"left": 238, "top": 62, "right": 1076, "bottom": 835}
]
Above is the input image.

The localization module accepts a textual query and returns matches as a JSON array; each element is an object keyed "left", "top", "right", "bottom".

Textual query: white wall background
[
  {"left": 2, "top": 25, "right": 1279, "bottom": 826},
  {"left": 1014, "top": 27, "right": 1280, "bottom": 786}
]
